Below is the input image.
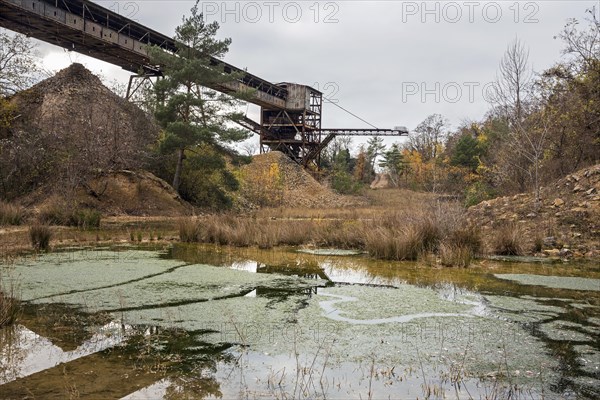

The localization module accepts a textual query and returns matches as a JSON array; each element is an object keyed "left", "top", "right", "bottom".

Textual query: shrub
[
  {"left": 69, "top": 209, "right": 101, "bottom": 229},
  {"left": 464, "top": 181, "right": 495, "bottom": 207},
  {"left": 330, "top": 171, "right": 363, "bottom": 195},
  {"left": 0, "top": 201, "right": 24, "bottom": 226},
  {"left": 29, "top": 224, "right": 52, "bottom": 251},
  {"left": 492, "top": 223, "right": 523, "bottom": 256}
]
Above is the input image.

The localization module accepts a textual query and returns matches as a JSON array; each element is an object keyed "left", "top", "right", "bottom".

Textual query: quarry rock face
[{"left": 467, "top": 164, "right": 600, "bottom": 258}]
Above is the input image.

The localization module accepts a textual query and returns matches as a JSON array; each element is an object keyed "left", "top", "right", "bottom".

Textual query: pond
[{"left": 0, "top": 245, "right": 599, "bottom": 399}]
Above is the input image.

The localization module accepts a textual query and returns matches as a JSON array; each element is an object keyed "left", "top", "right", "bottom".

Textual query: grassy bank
[
  {"left": 179, "top": 200, "right": 483, "bottom": 266},
  {"left": 0, "top": 189, "right": 558, "bottom": 265},
  {"left": 0, "top": 216, "right": 180, "bottom": 260}
]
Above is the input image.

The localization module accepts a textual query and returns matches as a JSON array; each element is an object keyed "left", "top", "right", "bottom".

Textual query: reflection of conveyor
[
  {"left": 0, "top": 0, "right": 408, "bottom": 167},
  {"left": 257, "top": 263, "right": 332, "bottom": 281}
]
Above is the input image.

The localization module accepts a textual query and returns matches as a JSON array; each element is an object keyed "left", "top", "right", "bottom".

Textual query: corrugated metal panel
[
  {"left": 102, "top": 27, "right": 118, "bottom": 44},
  {"left": 118, "top": 34, "right": 134, "bottom": 50},
  {"left": 65, "top": 12, "right": 84, "bottom": 30},
  {"left": 22, "top": 0, "right": 43, "bottom": 15},
  {"left": 44, "top": 5, "right": 66, "bottom": 23},
  {"left": 84, "top": 21, "right": 102, "bottom": 38}
]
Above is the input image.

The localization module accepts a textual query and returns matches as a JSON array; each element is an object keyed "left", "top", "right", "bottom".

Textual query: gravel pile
[{"left": 240, "top": 151, "right": 368, "bottom": 209}]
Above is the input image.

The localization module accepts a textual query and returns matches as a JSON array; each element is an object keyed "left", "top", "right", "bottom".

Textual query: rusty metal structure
[{"left": 0, "top": 0, "right": 408, "bottom": 167}]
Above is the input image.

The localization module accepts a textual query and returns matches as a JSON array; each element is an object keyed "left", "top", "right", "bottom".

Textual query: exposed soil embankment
[
  {"left": 467, "top": 164, "right": 600, "bottom": 258},
  {"left": 76, "top": 170, "right": 191, "bottom": 216}
]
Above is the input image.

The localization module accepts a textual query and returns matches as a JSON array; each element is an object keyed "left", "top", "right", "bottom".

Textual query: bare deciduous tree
[
  {"left": 491, "top": 39, "right": 549, "bottom": 207},
  {"left": 408, "top": 114, "right": 447, "bottom": 162},
  {"left": 557, "top": 7, "right": 600, "bottom": 72},
  {"left": 490, "top": 38, "right": 533, "bottom": 126},
  {"left": 0, "top": 30, "right": 39, "bottom": 96}
]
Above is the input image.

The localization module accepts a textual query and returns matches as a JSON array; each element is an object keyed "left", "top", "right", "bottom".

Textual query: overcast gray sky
[{"left": 33, "top": 0, "right": 599, "bottom": 150}]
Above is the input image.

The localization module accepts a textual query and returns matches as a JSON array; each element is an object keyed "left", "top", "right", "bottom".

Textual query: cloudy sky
[{"left": 32, "top": 0, "right": 599, "bottom": 149}]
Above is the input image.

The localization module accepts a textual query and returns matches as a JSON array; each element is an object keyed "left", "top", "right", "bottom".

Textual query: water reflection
[
  {"left": 0, "top": 320, "right": 144, "bottom": 384},
  {"left": 1, "top": 245, "right": 599, "bottom": 399}
]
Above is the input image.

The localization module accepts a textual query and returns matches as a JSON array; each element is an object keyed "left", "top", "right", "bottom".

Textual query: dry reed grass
[
  {"left": 0, "top": 201, "right": 25, "bottom": 226},
  {"left": 492, "top": 223, "right": 524, "bottom": 256},
  {"left": 0, "top": 273, "right": 20, "bottom": 327},
  {"left": 179, "top": 203, "right": 476, "bottom": 263},
  {"left": 29, "top": 224, "right": 52, "bottom": 251}
]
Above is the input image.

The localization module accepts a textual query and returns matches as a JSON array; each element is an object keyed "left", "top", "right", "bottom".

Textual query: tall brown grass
[
  {"left": 438, "top": 225, "right": 483, "bottom": 267},
  {"left": 0, "top": 201, "right": 24, "bottom": 226},
  {"left": 178, "top": 200, "right": 482, "bottom": 265},
  {"left": 365, "top": 225, "right": 424, "bottom": 261},
  {"left": 39, "top": 204, "right": 101, "bottom": 229},
  {"left": 439, "top": 244, "right": 473, "bottom": 268},
  {"left": 445, "top": 225, "right": 483, "bottom": 254},
  {"left": 492, "top": 223, "right": 523, "bottom": 256},
  {"left": 30, "top": 224, "right": 52, "bottom": 251},
  {"left": 179, "top": 218, "right": 202, "bottom": 243},
  {"left": 0, "top": 273, "right": 20, "bottom": 327}
]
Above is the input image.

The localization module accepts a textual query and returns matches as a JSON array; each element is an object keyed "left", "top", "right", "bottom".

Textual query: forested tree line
[{"left": 323, "top": 9, "right": 599, "bottom": 205}]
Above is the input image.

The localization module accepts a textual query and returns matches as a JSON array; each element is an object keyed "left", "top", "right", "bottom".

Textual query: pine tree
[
  {"left": 379, "top": 144, "right": 407, "bottom": 186},
  {"left": 450, "top": 134, "right": 480, "bottom": 172},
  {"left": 148, "top": 3, "right": 249, "bottom": 192}
]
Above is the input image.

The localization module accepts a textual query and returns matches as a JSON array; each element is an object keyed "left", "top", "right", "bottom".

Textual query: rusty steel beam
[{"left": 317, "top": 128, "right": 409, "bottom": 136}]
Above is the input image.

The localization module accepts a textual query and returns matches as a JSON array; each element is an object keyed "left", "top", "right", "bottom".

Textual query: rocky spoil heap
[
  {"left": 467, "top": 164, "right": 600, "bottom": 258},
  {"left": 6, "top": 64, "right": 191, "bottom": 216},
  {"left": 11, "top": 63, "right": 156, "bottom": 151}
]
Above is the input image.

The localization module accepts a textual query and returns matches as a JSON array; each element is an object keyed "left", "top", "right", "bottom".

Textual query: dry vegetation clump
[
  {"left": 0, "top": 201, "right": 25, "bottom": 226},
  {"left": 419, "top": 217, "right": 442, "bottom": 252},
  {"left": 0, "top": 281, "right": 20, "bottom": 327},
  {"left": 365, "top": 225, "right": 424, "bottom": 261},
  {"left": 29, "top": 224, "right": 52, "bottom": 251},
  {"left": 0, "top": 276, "right": 20, "bottom": 328},
  {"left": 439, "top": 243, "right": 474, "bottom": 268},
  {"left": 445, "top": 225, "right": 483, "bottom": 255},
  {"left": 180, "top": 215, "right": 321, "bottom": 249},
  {"left": 38, "top": 200, "right": 101, "bottom": 229},
  {"left": 492, "top": 223, "right": 524, "bottom": 256},
  {"left": 438, "top": 225, "right": 483, "bottom": 267},
  {"left": 312, "top": 219, "right": 365, "bottom": 249},
  {"left": 179, "top": 218, "right": 202, "bottom": 243}
]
